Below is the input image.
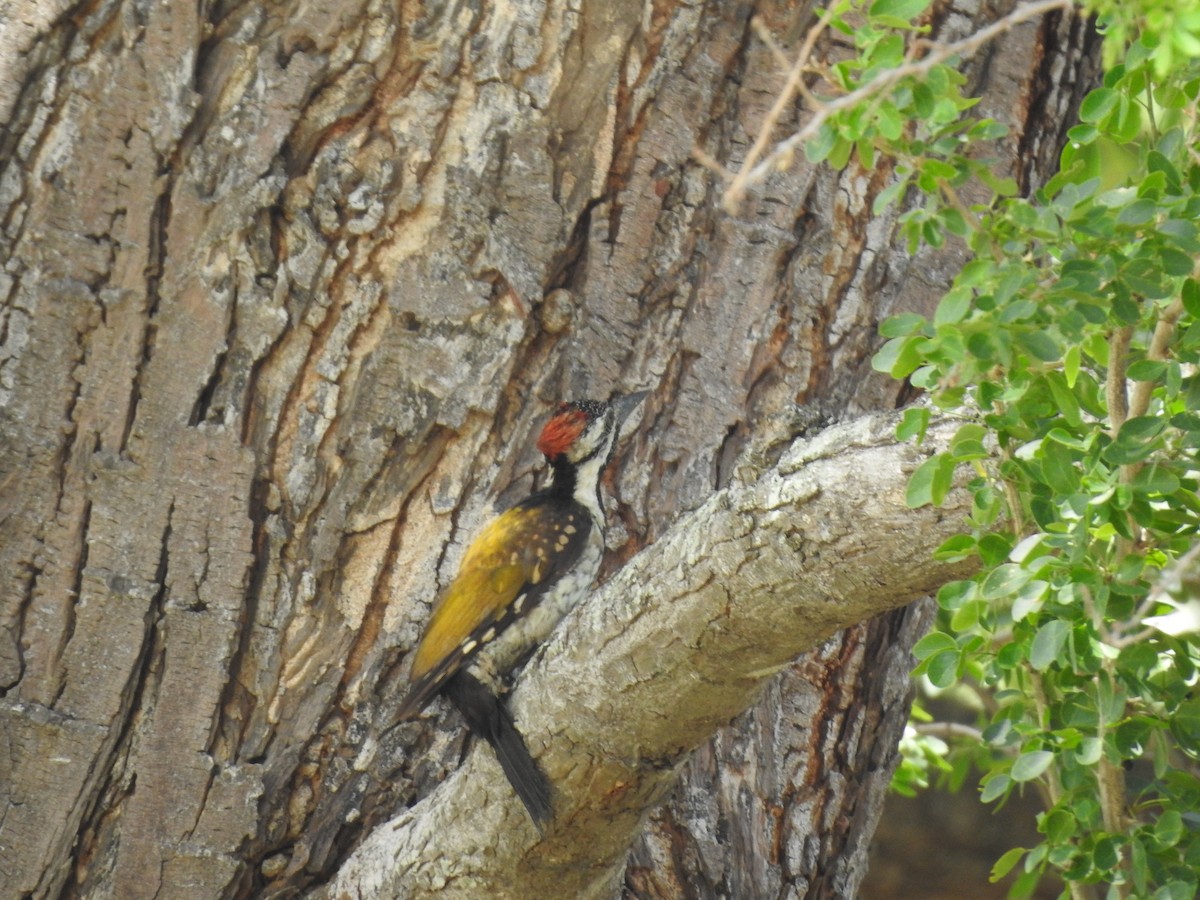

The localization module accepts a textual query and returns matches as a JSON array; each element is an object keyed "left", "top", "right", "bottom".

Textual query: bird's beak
[{"left": 612, "top": 390, "right": 650, "bottom": 429}]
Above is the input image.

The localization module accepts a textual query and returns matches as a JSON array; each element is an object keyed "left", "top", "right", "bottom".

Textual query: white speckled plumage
[{"left": 395, "top": 391, "right": 646, "bottom": 827}]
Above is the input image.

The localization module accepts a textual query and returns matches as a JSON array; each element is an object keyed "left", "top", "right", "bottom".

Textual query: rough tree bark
[{"left": 0, "top": 0, "right": 1098, "bottom": 898}]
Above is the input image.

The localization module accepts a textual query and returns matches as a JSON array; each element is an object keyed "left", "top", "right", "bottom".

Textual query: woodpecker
[{"left": 396, "top": 391, "right": 648, "bottom": 828}]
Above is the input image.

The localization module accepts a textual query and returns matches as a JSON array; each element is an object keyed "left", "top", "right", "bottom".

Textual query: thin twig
[
  {"left": 752, "top": 16, "right": 799, "bottom": 76},
  {"left": 1128, "top": 298, "right": 1185, "bottom": 420},
  {"left": 1107, "top": 321, "right": 1139, "bottom": 555},
  {"left": 1108, "top": 626, "right": 1156, "bottom": 649},
  {"left": 915, "top": 721, "right": 986, "bottom": 742},
  {"left": 1120, "top": 541, "right": 1200, "bottom": 642},
  {"left": 1108, "top": 325, "right": 1132, "bottom": 437},
  {"left": 1030, "top": 672, "right": 1096, "bottom": 900},
  {"left": 724, "top": 12, "right": 835, "bottom": 208},
  {"left": 692, "top": 146, "right": 734, "bottom": 181},
  {"left": 718, "top": 0, "right": 1075, "bottom": 211}
]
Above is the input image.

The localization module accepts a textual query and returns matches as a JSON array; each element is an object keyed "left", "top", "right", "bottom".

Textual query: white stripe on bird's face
[{"left": 565, "top": 407, "right": 613, "bottom": 464}]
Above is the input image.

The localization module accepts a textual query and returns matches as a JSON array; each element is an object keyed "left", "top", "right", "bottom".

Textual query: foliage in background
[{"left": 796, "top": 0, "right": 1200, "bottom": 897}]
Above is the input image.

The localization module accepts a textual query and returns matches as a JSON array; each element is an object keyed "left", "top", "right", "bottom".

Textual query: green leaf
[
  {"left": 1131, "top": 838, "right": 1148, "bottom": 894},
  {"left": 805, "top": 122, "right": 838, "bottom": 163},
  {"left": 1120, "top": 415, "right": 1165, "bottom": 441},
  {"left": 1154, "top": 809, "right": 1183, "bottom": 848},
  {"left": 1097, "top": 185, "right": 1137, "bottom": 209},
  {"left": 934, "top": 533, "right": 976, "bottom": 561},
  {"left": 926, "top": 648, "right": 960, "bottom": 688},
  {"left": 1181, "top": 320, "right": 1200, "bottom": 351},
  {"left": 880, "top": 312, "right": 927, "bottom": 338},
  {"left": 1116, "top": 198, "right": 1158, "bottom": 226},
  {"left": 1064, "top": 344, "right": 1080, "bottom": 387},
  {"left": 1066, "top": 123, "right": 1099, "bottom": 147},
  {"left": 913, "top": 630, "right": 958, "bottom": 660},
  {"left": 906, "top": 452, "right": 956, "bottom": 508},
  {"left": 1046, "top": 427, "right": 1088, "bottom": 450},
  {"left": 1154, "top": 881, "right": 1200, "bottom": 900},
  {"left": 999, "top": 298, "right": 1037, "bottom": 324},
  {"left": 868, "top": 0, "right": 932, "bottom": 24},
  {"left": 875, "top": 101, "right": 904, "bottom": 141},
  {"left": 935, "top": 287, "right": 972, "bottom": 326},
  {"left": 923, "top": 218, "right": 945, "bottom": 248},
  {"left": 1008, "top": 533, "right": 1046, "bottom": 564},
  {"left": 1016, "top": 329, "right": 1060, "bottom": 362},
  {"left": 1097, "top": 672, "right": 1126, "bottom": 723},
  {"left": 873, "top": 178, "right": 910, "bottom": 214},
  {"left": 1076, "top": 736, "right": 1102, "bottom": 765},
  {"left": 1079, "top": 87, "right": 1119, "bottom": 122},
  {"left": 1040, "top": 440, "right": 1079, "bottom": 494},
  {"left": 1170, "top": 697, "right": 1200, "bottom": 754},
  {"left": 990, "top": 846, "right": 1027, "bottom": 883},
  {"left": 1132, "top": 464, "right": 1180, "bottom": 496},
  {"left": 1092, "top": 836, "right": 1119, "bottom": 871},
  {"left": 1170, "top": 405, "right": 1200, "bottom": 429},
  {"left": 912, "top": 82, "right": 935, "bottom": 118},
  {"left": 869, "top": 34, "right": 907, "bottom": 70},
  {"left": 1104, "top": 415, "right": 1166, "bottom": 465},
  {"left": 871, "top": 335, "right": 923, "bottom": 377},
  {"left": 1111, "top": 283, "right": 1140, "bottom": 323},
  {"left": 1011, "top": 749, "right": 1054, "bottom": 783},
  {"left": 977, "top": 533, "right": 1013, "bottom": 567},
  {"left": 940, "top": 206, "right": 967, "bottom": 237},
  {"left": 896, "top": 406, "right": 930, "bottom": 442},
  {"left": 1126, "top": 359, "right": 1167, "bottom": 381},
  {"left": 1162, "top": 223, "right": 1200, "bottom": 255},
  {"left": 1137, "top": 169, "right": 1167, "bottom": 199},
  {"left": 1040, "top": 809, "right": 1076, "bottom": 843},
  {"left": 950, "top": 598, "right": 982, "bottom": 631},
  {"left": 922, "top": 159, "right": 958, "bottom": 180},
  {"left": 937, "top": 579, "right": 974, "bottom": 611},
  {"left": 1159, "top": 245, "right": 1195, "bottom": 277},
  {"left": 981, "top": 563, "right": 1031, "bottom": 600},
  {"left": 1027, "top": 842, "right": 1049, "bottom": 873},
  {"left": 1147, "top": 148, "right": 1181, "bottom": 185},
  {"left": 1012, "top": 580, "right": 1051, "bottom": 624},
  {"left": 1112, "top": 94, "right": 1143, "bottom": 142},
  {"left": 1182, "top": 278, "right": 1200, "bottom": 317},
  {"left": 1030, "top": 620, "right": 1070, "bottom": 670},
  {"left": 1044, "top": 372, "right": 1082, "bottom": 429},
  {"left": 828, "top": 135, "right": 853, "bottom": 169},
  {"left": 950, "top": 423, "right": 988, "bottom": 460},
  {"left": 979, "top": 772, "right": 1011, "bottom": 803},
  {"left": 1122, "top": 260, "right": 1172, "bottom": 299}
]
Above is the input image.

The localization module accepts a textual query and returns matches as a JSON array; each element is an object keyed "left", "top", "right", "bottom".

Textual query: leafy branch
[
  {"left": 730, "top": 0, "right": 1200, "bottom": 897},
  {"left": 698, "top": 0, "right": 1074, "bottom": 212}
]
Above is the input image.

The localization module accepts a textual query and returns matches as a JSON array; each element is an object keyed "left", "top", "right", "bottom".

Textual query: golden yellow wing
[{"left": 396, "top": 499, "right": 589, "bottom": 719}]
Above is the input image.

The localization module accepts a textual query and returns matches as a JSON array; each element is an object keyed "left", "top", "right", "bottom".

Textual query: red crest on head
[{"left": 536, "top": 405, "right": 587, "bottom": 458}]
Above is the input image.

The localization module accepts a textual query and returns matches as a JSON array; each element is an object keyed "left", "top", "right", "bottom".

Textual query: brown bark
[{"left": 0, "top": 0, "right": 1098, "bottom": 897}]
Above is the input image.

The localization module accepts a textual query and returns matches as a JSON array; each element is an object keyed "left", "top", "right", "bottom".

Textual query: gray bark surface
[{"left": 0, "top": 0, "right": 1098, "bottom": 897}]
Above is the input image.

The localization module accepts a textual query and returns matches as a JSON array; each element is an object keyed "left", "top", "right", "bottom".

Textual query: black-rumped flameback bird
[{"left": 396, "top": 391, "right": 648, "bottom": 828}]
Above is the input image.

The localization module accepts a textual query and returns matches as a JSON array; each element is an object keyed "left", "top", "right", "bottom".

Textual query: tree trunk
[{"left": 0, "top": 0, "right": 1098, "bottom": 897}]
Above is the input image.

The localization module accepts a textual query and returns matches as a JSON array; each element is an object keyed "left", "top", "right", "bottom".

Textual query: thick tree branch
[{"left": 319, "top": 411, "right": 976, "bottom": 898}]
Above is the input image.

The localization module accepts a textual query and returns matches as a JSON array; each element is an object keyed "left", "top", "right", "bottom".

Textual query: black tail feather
[
  {"left": 446, "top": 671, "right": 553, "bottom": 830},
  {"left": 394, "top": 671, "right": 442, "bottom": 721}
]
